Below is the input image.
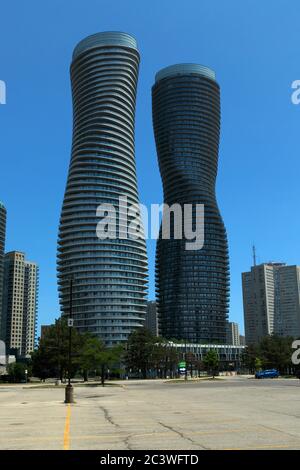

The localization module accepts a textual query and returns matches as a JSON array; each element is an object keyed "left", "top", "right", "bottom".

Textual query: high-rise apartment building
[
  {"left": 2, "top": 251, "right": 38, "bottom": 356},
  {"left": 226, "top": 321, "right": 240, "bottom": 345},
  {"left": 242, "top": 263, "right": 300, "bottom": 344},
  {"left": 0, "top": 202, "right": 6, "bottom": 339},
  {"left": 239, "top": 335, "right": 246, "bottom": 346},
  {"left": 57, "top": 32, "right": 148, "bottom": 345},
  {"left": 153, "top": 64, "right": 229, "bottom": 343},
  {"left": 242, "top": 263, "right": 282, "bottom": 344},
  {"left": 273, "top": 265, "right": 300, "bottom": 338},
  {"left": 145, "top": 301, "right": 158, "bottom": 336}
]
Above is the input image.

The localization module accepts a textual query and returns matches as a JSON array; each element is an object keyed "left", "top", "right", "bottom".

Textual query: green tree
[
  {"left": 97, "top": 344, "right": 124, "bottom": 386},
  {"left": 254, "top": 357, "right": 263, "bottom": 371},
  {"left": 242, "top": 344, "right": 260, "bottom": 373},
  {"left": 7, "top": 363, "right": 30, "bottom": 383},
  {"left": 79, "top": 334, "right": 106, "bottom": 381},
  {"left": 124, "top": 328, "right": 157, "bottom": 379},
  {"left": 32, "top": 319, "right": 124, "bottom": 384},
  {"left": 32, "top": 318, "right": 83, "bottom": 381},
  {"left": 186, "top": 352, "right": 197, "bottom": 378},
  {"left": 30, "top": 345, "right": 57, "bottom": 380},
  {"left": 195, "top": 359, "right": 204, "bottom": 377},
  {"left": 259, "top": 335, "right": 293, "bottom": 374},
  {"left": 242, "top": 336, "right": 295, "bottom": 375},
  {"left": 150, "top": 337, "right": 165, "bottom": 378},
  {"left": 203, "top": 350, "right": 219, "bottom": 378},
  {"left": 164, "top": 345, "right": 180, "bottom": 378}
]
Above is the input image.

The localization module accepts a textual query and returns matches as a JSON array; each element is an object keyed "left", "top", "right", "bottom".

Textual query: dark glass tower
[
  {"left": 0, "top": 202, "right": 6, "bottom": 340},
  {"left": 152, "top": 64, "right": 229, "bottom": 343},
  {"left": 57, "top": 32, "right": 148, "bottom": 345}
]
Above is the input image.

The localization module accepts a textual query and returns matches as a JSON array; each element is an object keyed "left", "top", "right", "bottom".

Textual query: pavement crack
[
  {"left": 123, "top": 434, "right": 133, "bottom": 450},
  {"left": 259, "top": 423, "right": 300, "bottom": 440},
  {"left": 99, "top": 406, "right": 132, "bottom": 449},
  {"left": 158, "top": 421, "right": 209, "bottom": 449},
  {"left": 99, "top": 406, "right": 120, "bottom": 428}
]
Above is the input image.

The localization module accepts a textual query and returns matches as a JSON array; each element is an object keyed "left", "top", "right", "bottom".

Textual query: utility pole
[
  {"left": 65, "top": 278, "right": 74, "bottom": 403},
  {"left": 184, "top": 337, "right": 188, "bottom": 381}
]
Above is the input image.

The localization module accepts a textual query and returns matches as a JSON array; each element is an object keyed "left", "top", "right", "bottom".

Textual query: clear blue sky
[{"left": 1, "top": 0, "right": 300, "bottom": 335}]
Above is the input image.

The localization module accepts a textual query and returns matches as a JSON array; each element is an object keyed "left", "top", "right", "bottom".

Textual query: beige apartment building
[
  {"left": 2, "top": 251, "right": 38, "bottom": 356},
  {"left": 242, "top": 263, "right": 300, "bottom": 344},
  {"left": 275, "top": 265, "right": 300, "bottom": 338},
  {"left": 226, "top": 321, "right": 240, "bottom": 345}
]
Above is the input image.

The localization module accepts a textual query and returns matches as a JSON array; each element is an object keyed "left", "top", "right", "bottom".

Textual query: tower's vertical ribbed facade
[
  {"left": 57, "top": 32, "right": 148, "bottom": 345},
  {"left": 0, "top": 202, "right": 6, "bottom": 340},
  {"left": 152, "top": 64, "right": 229, "bottom": 343}
]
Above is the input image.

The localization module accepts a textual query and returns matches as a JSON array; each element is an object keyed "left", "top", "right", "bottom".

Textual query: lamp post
[
  {"left": 65, "top": 278, "right": 74, "bottom": 403},
  {"left": 184, "top": 337, "right": 188, "bottom": 381}
]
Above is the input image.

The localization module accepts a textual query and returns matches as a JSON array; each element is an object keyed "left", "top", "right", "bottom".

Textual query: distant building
[
  {"left": 0, "top": 202, "right": 6, "bottom": 340},
  {"left": 0, "top": 339, "right": 5, "bottom": 365},
  {"left": 242, "top": 263, "right": 283, "bottom": 344},
  {"left": 145, "top": 301, "right": 158, "bottom": 336},
  {"left": 242, "top": 262, "right": 300, "bottom": 344},
  {"left": 2, "top": 251, "right": 38, "bottom": 356},
  {"left": 0, "top": 339, "right": 16, "bottom": 375},
  {"left": 0, "top": 340, "right": 15, "bottom": 376},
  {"left": 274, "top": 265, "right": 300, "bottom": 338},
  {"left": 226, "top": 321, "right": 240, "bottom": 345},
  {"left": 239, "top": 335, "right": 246, "bottom": 346},
  {"left": 170, "top": 342, "right": 245, "bottom": 370}
]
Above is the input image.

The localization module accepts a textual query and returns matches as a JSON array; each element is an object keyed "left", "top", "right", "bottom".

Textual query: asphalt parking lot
[{"left": 1, "top": 376, "right": 300, "bottom": 450}]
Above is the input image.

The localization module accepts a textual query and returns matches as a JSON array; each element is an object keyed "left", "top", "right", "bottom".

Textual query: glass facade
[
  {"left": 152, "top": 64, "right": 229, "bottom": 343},
  {"left": 57, "top": 32, "right": 148, "bottom": 345}
]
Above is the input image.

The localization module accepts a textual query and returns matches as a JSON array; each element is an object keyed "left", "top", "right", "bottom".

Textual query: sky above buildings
[{"left": 1, "top": 0, "right": 300, "bottom": 334}]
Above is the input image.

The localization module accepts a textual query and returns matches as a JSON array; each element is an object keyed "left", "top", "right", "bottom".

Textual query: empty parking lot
[{"left": 1, "top": 376, "right": 300, "bottom": 450}]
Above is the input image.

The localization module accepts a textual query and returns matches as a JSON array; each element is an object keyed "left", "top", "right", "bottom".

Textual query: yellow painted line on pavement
[{"left": 63, "top": 404, "right": 71, "bottom": 450}]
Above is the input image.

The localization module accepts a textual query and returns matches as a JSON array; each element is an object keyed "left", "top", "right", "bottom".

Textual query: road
[{"left": 1, "top": 376, "right": 300, "bottom": 450}]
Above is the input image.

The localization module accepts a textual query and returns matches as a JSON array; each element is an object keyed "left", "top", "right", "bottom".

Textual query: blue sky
[{"left": 1, "top": 0, "right": 300, "bottom": 335}]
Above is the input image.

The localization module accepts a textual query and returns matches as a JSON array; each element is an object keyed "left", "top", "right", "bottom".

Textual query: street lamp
[
  {"left": 184, "top": 337, "right": 188, "bottom": 381},
  {"left": 65, "top": 278, "right": 74, "bottom": 404}
]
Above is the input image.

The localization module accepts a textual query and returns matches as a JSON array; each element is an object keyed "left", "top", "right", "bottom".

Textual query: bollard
[{"left": 64, "top": 384, "right": 74, "bottom": 403}]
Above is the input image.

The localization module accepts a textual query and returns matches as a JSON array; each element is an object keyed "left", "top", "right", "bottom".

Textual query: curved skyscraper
[
  {"left": 57, "top": 32, "right": 148, "bottom": 345},
  {"left": 152, "top": 64, "right": 229, "bottom": 343}
]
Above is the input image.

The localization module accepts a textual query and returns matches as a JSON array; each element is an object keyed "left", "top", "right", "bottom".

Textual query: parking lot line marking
[{"left": 63, "top": 404, "right": 71, "bottom": 450}]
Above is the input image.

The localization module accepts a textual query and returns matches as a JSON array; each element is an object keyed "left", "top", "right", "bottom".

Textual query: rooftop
[
  {"left": 73, "top": 31, "right": 138, "bottom": 60},
  {"left": 155, "top": 63, "right": 216, "bottom": 83}
]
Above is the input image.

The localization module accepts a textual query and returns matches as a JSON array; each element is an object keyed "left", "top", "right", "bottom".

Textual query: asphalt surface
[{"left": 1, "top": 376, "right": 300, "bottom": 450}]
